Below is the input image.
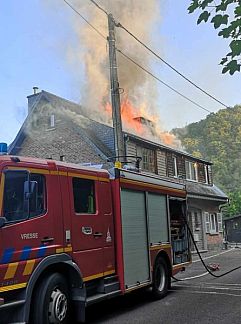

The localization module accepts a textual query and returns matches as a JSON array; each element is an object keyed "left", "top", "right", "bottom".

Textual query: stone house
[{"left": 8, "top": 89, "right": 228, "bottom": 251}]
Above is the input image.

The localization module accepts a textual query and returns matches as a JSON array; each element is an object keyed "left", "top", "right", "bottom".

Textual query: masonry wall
[{"left": 16, "top": 105, "right": 108, "bottom": 167}]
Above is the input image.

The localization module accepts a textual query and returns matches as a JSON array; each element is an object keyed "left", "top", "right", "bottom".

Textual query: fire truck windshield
[
  {"left": 2, "top": 170, "right": 46, "bottom": 223},
  {"left": 3, "top": 170, "right": 28, "bottom": 222}
]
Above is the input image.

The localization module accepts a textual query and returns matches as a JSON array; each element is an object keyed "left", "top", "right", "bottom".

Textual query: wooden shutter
[
  {"left": 217, "top": 213, "right": 223, "bottom": 232},
  {"left": 204, "top": 212, "right": 210, "bottom": 233}
]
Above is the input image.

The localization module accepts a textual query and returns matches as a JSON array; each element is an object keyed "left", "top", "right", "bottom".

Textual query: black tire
[
  {"left": 152, "top": 258, "right": 170, "bottom": 300},
  {"left": 31, "top": 273, "right": 70, "bottom": 324}
]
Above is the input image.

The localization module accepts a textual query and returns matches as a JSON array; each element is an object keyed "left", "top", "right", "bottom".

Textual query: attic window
[
  {"left": 185, "top": 160, "right": 198, "bottom": 181},
  {"left": 204, "top": 165, "right": 209, "bottom": 184},
  {"left": 136, "top": 145, "right": 156, "bottom": 173},
  {"left": 50, "top": 114, "right": 55, "bottom": 128}
]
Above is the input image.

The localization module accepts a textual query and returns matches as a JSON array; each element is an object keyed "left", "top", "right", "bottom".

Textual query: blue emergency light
[{"left": 0, "top": 143, "right": 8, "bottom": 155}]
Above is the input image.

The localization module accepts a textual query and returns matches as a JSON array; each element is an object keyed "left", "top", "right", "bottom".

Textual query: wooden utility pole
[{"left": 107, "top": 14, "right": 125, "bottom": 161}]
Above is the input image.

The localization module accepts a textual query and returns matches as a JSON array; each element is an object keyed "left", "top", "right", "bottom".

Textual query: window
[
  {"left": 233, "top": 222, "right": 239, "bottom": 230},
  {"left": 29, "top": 173, "right": 46, "bottom": 217},
  {"left": 137, "top": 146, "right": 156, "bottom": 173},
  {"left": 173, "top": 156, "right": 178, "bottom": 177},
  {"left": 204, "top": 165, "right": 209, "bottom": 183},
  {"left": 3, "top": 171, "right": 46, "bottom": 222},
  {"left": 72, "top": 178, "right": 95, "bottom": 214},
  {"left": 185, "top": 161, "right": 198, "bottom": 181},
  {"left": 50, "top": 114, "right": 55, "bottom": 127},
  {"left": 194, "top": 211, "right": 201, "bottom": 230},
  {"left": 205, "top": 212, "right": 222, "bottom": 234}
]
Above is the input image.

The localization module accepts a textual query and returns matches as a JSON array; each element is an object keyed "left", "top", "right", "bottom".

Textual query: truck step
[
  {"left": 103, "top": 275, "right": 119, "bottom": 285},
  {"left": 86, "top": 290, "right": 122, "bottom": 306},
  {"left": 101, "top": 281, "right": 120, "bottom": 294},
  {"left": 0, "top": 299, "right": 25, "bottom": 310}
]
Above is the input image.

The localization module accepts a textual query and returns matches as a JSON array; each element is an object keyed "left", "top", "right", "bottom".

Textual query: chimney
[
  {"left": 133, "top": 116, "right": 154, "bottom": 128},
  {"left": 27, "top": 87, "right": 41, "bottom": 114},
  {"left": 33, "top": 86, "right": 39, "bottom": 94}
]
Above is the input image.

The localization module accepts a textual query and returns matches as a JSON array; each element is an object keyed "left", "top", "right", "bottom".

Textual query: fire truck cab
[{"left": 0, "top": 155, "right": 190, "bottom": 323}]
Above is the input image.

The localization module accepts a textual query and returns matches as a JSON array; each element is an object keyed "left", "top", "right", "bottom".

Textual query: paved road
[{"left": 85, "top": 248, "right": 241, "bottom": 323}]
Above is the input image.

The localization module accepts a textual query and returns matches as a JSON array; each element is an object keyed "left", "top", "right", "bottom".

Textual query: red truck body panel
[{"left": 0, "top": 155, "right": 190, "bottom": 323}]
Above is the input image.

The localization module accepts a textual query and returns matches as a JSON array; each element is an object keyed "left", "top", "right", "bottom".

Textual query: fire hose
[{"left": 172, "top": 217, "right": 241, "bottom": 281}]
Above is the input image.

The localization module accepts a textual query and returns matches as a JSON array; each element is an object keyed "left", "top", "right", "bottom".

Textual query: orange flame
[{"left": 105, "top": 97, "right": 178, "bottom": 148}]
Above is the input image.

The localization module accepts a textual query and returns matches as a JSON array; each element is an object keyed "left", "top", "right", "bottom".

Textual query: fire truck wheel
[
  {"left": 31, "top": 272, "right": 70, "bottom": 324},
  {"left": 152, "top": 258, "right": 169, "bottom": 299}
]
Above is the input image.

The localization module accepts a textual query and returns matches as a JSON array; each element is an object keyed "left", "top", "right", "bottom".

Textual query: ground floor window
[{"left": 205, "top": 212, "right": 222, "bottom": 234}]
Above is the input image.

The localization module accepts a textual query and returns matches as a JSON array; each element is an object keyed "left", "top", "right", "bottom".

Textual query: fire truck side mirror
[{"left": 0, "top": 217, "right": 6, "bottom": 228}]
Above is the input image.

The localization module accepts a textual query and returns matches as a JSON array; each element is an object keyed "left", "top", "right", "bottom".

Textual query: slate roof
[
  {"left": 8, "top": 90, "right": 115, "bottom": 160},
  {"left": 8, "top": 90, "right": 227, "bottom": 202},
  {"left": 124, "top": 132, "right": 212, "bottom": 165},
  {"left": 186, "top": 182, "right": 228, "bottom": 202}
]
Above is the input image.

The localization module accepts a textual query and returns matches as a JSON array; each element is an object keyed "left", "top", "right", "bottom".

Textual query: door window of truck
[
  {"left": 2, "top": 171, "right": 46, "bottom": 222},
  {"left": 72, "top": 177, "right": 95, "bottom": 214}
]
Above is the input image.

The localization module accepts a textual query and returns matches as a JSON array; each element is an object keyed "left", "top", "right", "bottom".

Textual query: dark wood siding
[
  {"left": 177, "top": 156, "right": 186, "bottom": 179},
  {"left": 166, "top": 152, "right": 174, "bottom": 177}
]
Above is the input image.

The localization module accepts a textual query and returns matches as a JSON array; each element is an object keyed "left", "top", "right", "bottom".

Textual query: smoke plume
[{"left": 64, "top": 0, "right": 180, "bottom": 147}]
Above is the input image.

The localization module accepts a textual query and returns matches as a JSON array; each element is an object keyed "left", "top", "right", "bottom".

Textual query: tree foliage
[
  {"left": 173, "top": 105, "right": 241, "bottom": 217},
  {"left": 222, "top": 190, "right": 241, "bottom": 217},
  {"left": 188, "top": 0, "right": 241, "bottom": 75}
]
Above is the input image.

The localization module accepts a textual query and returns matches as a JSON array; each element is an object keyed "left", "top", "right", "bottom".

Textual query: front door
[{"left": 69, "top": 174, "right": 105, "bottom": 280}]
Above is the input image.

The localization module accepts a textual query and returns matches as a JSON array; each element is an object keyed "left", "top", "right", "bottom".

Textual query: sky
[{"left": 0, "top": 0, "right": 240, "bottom": 145}]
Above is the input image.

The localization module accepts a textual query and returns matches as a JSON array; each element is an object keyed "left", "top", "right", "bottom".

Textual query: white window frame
[
  {"left": 50, "top": 114, "right": 55, "bottom": 128},
  {"left": 204, "top": 165, "right": 209, "bottom": 184},
  {"left": 138, "top": 146, "right": 156, "bottom": 173},
  {"left": 185, "top": 161, "right": 198, "bottom": 181},
  {"left": 205, "top": 212, "right": 222, "bottom": 234},
  {"left": 210, "top": 213, "right": 218, "bottom": 234},
  {"left": 173, "top": 156, "right": 178, "bottom": 178},
  {"left": 205, "top": 212, "right": 210, "bottom": 233}
]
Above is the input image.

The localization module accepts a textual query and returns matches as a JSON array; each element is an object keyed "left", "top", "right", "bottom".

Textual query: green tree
[
  {"left": 188, "top": 0, "right": 241, "bottom": 75},
  {"left": 173, "top": 105, "right": 241, "bottom": 212},
  {"left": 223, "top": 190, "right": 241, "bottom": 217}
]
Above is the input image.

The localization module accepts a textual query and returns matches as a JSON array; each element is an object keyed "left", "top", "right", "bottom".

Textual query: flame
[{"left": 105, "top": 97, "right": 180, "bottom": 148}]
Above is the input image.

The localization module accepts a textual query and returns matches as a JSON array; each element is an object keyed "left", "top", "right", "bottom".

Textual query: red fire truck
[{"left": 0, "top": 154, "right": 190, "bottom": 323}]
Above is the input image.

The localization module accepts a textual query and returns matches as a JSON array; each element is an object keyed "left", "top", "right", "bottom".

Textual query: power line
[
  {"left": 63, "top": 0, "right": 106, "bottom": 40},
  {"left": 89, "top": 0, "right": 229, "bottom": 109},
  {"left": 63, "top": 0, "right": 213, "bottom": 113},
  {"left": 116, "top": 49, "right": 212, "bottom": 113},
  {"left": 89, "top": 0, "right": 108, "bottom": 15}
]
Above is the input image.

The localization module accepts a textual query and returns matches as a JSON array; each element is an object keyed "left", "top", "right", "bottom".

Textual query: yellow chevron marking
[
  {"left": 150, "top": 244, "right": 171, "bottom": 251},
  {"left": 4, "top": 262, "right": 19, "bottom": 280},
  {"left": 64, "top": 246, "right": 73, "bottom": 252},
  {"left": 83, "top": 272, "right": 103, "bottom": 282},
  {"left": 0, "top": 282, "right": 27, "bottom": 293},
  {"left": 58, "top": 171, "right": 68, "bottom": 176},
  {"left": 23, "top": 260, "right": 36, "bottom": 276},
  {"left": 103, "top": 269, "right": 115, "bottom": 276},
  {"left": 83, "top": 269, "right": 115, "bottom": 282},
  {"left": 49, "top": 171, "right": 58, "bottom": 175},
  {"left": 56, "top": 248, "right": 64, "bottom": 253}
]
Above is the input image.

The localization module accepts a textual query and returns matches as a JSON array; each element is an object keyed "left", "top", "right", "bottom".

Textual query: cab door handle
[
  {"left": 41, "top": 237, "right": 54, "bottom": 243},
  {"left": 93, "top": 232, "right": 103, "bottom": 237}
]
